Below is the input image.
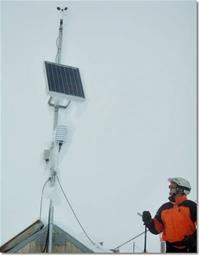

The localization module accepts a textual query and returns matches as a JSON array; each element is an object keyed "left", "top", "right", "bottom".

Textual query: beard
[{"left": 168, "top": 193, "right": 176, "bottom": 202}]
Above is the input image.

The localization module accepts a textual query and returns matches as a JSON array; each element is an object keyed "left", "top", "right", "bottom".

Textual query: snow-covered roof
[
  {"left": 52, "top": 221, "right": 112, "bottom": 253},
  {"left": 0, "top": 220, "right": 112, "bottom": 253}
]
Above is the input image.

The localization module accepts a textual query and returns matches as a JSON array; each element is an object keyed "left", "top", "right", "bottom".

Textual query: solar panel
[{"left": 44, "top": 61, "right": 85, "bottom": 100}]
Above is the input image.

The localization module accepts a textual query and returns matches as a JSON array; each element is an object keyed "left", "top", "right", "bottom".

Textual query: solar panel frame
[{"left": 44, "top": 61, "right": 85, "bottom": 101}]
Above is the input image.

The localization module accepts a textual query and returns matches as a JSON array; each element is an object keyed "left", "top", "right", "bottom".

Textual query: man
[{"left": 142, "top": 177, "right": 197, "bottom": 253}]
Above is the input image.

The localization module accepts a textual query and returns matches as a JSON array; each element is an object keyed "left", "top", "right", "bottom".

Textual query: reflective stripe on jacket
[{"left": 152, "top": 195, "right": 196, "bottom": 243}]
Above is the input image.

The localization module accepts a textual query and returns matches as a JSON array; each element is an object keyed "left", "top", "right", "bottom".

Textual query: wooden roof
[
  {"left": 0, "top": 220, "right": 106, "bottom": 253},
  {"left": 0, "top": 219, "right": 44, "bottom": 252}
]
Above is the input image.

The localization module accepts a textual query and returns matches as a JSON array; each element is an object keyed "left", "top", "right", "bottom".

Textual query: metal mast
[{"left": 47, "top": 7, "right": 68, "bottom": 253}]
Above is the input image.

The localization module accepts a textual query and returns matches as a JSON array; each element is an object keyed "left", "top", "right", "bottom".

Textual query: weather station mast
[{"left": 42, "top": 6, "right": 85, "bottom": 253}]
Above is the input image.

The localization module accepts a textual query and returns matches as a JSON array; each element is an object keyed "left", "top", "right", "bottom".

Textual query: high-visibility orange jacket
[{"left": 151, "top": 195, "right": 196, "bottom": 243}]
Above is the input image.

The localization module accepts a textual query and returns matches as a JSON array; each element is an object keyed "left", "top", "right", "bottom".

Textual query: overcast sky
[{"left": 1, "top": 0, "right": 197, "bottom": 253}]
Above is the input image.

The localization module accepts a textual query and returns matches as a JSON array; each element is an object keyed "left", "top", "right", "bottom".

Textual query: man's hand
[
  {"left": 142, "top": 211, "right": 159, "bottom": 234},
  {"left": 142, "top": 211, "right": 152, "bottom": 226}
]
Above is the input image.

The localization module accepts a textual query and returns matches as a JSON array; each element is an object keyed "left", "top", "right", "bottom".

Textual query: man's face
[{"left": 169, "top": 182, "right": 177, "bottom": 196}]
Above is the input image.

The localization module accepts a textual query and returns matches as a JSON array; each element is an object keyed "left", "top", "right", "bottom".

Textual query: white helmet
[{"left": 168, "top": 177, "right": 191, "bottom": 195}]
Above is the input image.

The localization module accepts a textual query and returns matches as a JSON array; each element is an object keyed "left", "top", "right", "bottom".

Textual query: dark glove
[
  {"left": 142, "top": 211, "right": 152, "bottom": 226},
  {"left": 142, "top": 211, "right": 159, "bottom": 234}
]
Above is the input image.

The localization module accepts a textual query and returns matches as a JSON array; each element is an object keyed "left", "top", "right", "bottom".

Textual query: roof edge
[{"left": 0, "top": 219, "right": 44, "bottom": 252}]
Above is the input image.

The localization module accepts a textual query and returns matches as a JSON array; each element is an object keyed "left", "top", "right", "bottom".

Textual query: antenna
[{"left": 42, "top": 6, "right": 86, "bottom": 253}]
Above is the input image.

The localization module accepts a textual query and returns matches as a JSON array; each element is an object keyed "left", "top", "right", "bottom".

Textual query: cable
[
  {"left": 113, "top": 230, "right": 148, "bottom": 250},
  {"left": 40, "top": 177, "right": 146, "bottom": 252},
  {"left": 39, "top": 178, "right": 51, "bottom": 220},
  {"left": 56, "top": 175, "right": 104, "bottom": 251}
]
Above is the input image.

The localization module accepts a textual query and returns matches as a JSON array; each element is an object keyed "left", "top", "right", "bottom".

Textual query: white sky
[{"left": 1, "top": 0, "right": 197, "bottom": 253}]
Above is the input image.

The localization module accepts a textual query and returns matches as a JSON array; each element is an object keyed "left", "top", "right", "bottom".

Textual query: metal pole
[
  {"left": 53, "top": 106, "right": 59, "bottom": 130},
  {"left": 47, "top": 16, "right": 64, "bottom": 253},
  {"left": 48, "top": 200, "right": 54, "bottom": 253},
  {"left": 132, "top": 242, "right": 135, "bottom": 253},
  {"left": 52, "top": 19, "right": 63, "bottom": 132},
  {"left": 57, "top": 19, "right": 63, "bottom": 64},
  {"left": 52, "top": 18, "right": 63, "bottom": 131},
  {"left": 144, "top": 226, "right": 147, "bottom": 253}
]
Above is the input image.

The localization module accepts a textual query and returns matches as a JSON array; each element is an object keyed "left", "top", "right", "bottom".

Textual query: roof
[
  {"left": 0, "top": 220, "right": 111, "bottom": 253},
  {"left": 0, "top": 220, "right": 44, "bottom": 252},
  {"left": 53, "top": 223, "right": 111, "bottom": 253}
]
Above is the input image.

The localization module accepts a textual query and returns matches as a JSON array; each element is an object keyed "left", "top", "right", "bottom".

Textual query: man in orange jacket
[{"left": 142, "top": 177, "right": 197, "bottom": 253}]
